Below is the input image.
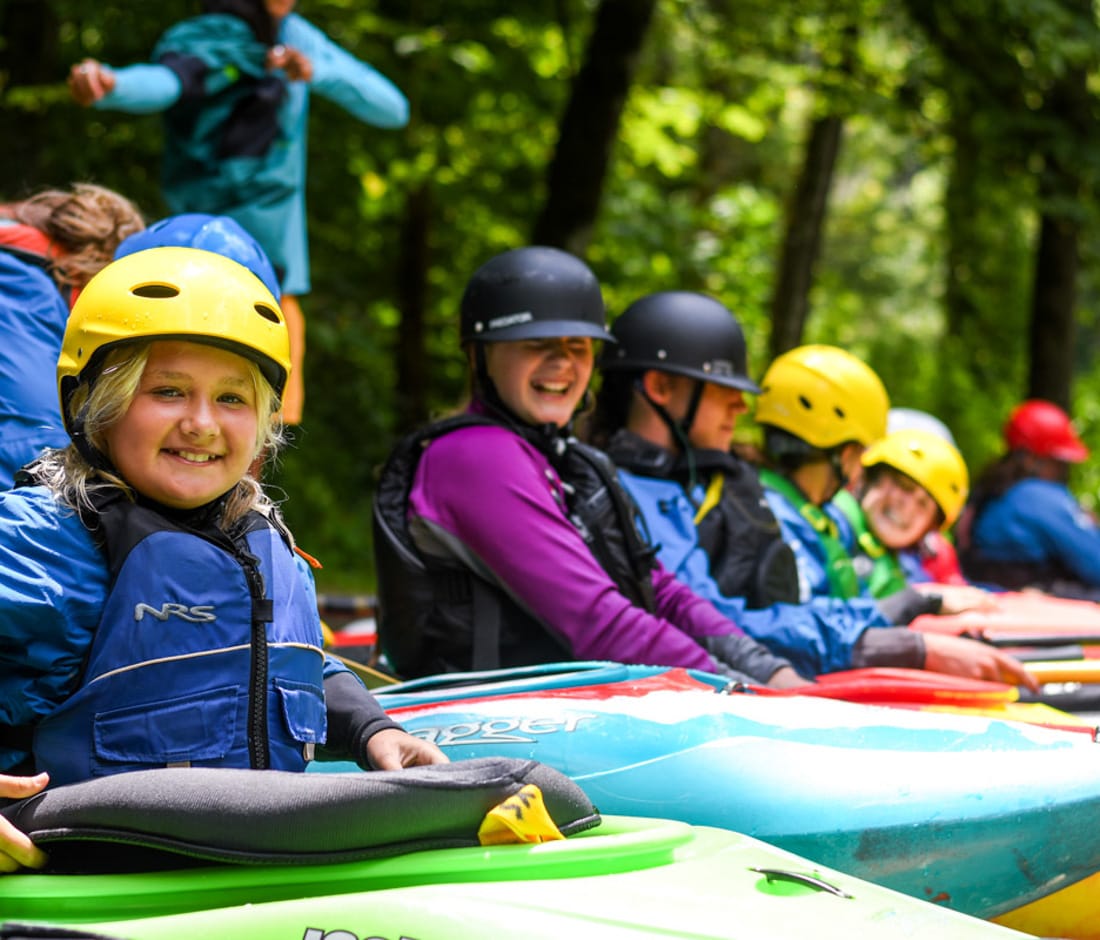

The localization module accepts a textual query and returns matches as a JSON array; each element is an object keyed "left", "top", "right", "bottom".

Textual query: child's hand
[
  {"left": 266, "top": 44, "right": 313, "bottom": 82},
  {"left": 365, "top": 728, "right": 449, "bottom": 770},
  {"left": 922, "top": 633, "right": 1039, "bottom": 692},
  {"left": 0, "top": 772, "right": 49, "bottom": 873},
  {"left": 765, "top": 665, "right": 814, "bottom": 690},
  {"left": 916, "top": 582, "right": 998, "bottom": 615},
  {"left": 68, "top": 59, "right": 115, "bottom": 106}
]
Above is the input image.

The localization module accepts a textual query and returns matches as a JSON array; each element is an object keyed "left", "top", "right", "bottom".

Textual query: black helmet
[
  {"left": 602, "top": 291, "right": 761, "bottom": 393},
  {"left": 460, "top": 246, "right": 614, "bottom": 344}
]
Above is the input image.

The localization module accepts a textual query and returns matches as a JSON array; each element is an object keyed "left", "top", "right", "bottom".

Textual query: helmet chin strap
[
  {"left": 63, "top": 378, "right": 116, "bottom": 475},
  {"left": 634, "top": 376, "right": 702, "bottom": 494},
  {"left": 824, "top": 446, "right": 849, "bottom": 502}
]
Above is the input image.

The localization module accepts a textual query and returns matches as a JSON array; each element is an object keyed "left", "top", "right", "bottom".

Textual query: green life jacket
[
  {"left": 758, "top": 468, "right": 861, "bottom": 600},
  {"left": 830, "top": 490, "right": 910, "bottom": 600}
]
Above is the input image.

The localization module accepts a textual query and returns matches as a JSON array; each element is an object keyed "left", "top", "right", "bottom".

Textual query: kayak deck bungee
[{"left": 311, "top": 660, "right": 1100, "bottom": 935}]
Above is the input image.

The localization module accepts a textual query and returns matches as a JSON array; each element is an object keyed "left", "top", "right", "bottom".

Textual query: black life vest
[
  {"left": 605, "top": 431, "right": 799, "bottom": 608},
  {"left": 372, "top": 413, "right": 658, "bottom": 678}
]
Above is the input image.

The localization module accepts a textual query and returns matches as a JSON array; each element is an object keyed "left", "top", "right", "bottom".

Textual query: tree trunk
[
  {"left": 0, "top": 0, "right": 60, "bottom": 188},
  {"left": 394, "top": 182, "right": 432, "bottom": 433},
  {"left": 1028, "top": 205, "right": 1078, "bottom": 410},
  {"left": 767, "top": 113, "right": 844, "bottom": 358},
  {"left": 1026, "top": 57, "right": 1090, "bottom": 411},
  {"left": 532, "top": 0, "right": 657, "bottom": 256},
  {"left": 0, "top": 0, "right": 58, "bottom": 84}
]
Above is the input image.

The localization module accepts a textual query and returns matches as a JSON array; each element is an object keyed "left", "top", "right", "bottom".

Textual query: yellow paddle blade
[{"left": 1026, "top": 659, "right": 1100, "bottom": 685}]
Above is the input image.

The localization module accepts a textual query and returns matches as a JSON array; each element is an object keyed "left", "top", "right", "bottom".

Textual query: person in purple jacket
[{"left": 372, "top": 247, "right": 808, "bottom": 688}]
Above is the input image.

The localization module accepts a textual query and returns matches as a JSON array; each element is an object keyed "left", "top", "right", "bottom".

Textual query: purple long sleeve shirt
[{"left": 409, "top": 421, "right": 746, "bottom": 672}]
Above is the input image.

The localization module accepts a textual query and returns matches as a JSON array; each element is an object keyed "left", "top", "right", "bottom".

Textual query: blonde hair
[
  {"left": 31, "top": 340, "right": 285, "bottom": 528},
  {"left": 7, "top": 183, "right": 145, "bottom": 289}
]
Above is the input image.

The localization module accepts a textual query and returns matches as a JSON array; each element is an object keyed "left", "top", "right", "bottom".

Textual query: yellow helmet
[
  {"left": 58, "top": 246, "right": 290, "bottom": 433},
  {"left": 755, "top": 345, "right": 889, "bottom": 449},
  {"left": 861, "top": 429, "right": 970, "bottom": 528}
]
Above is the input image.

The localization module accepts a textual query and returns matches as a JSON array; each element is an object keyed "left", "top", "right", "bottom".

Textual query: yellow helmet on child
[
  {"left": 755, "top": 345, "right": 889, "bottom": 449},
  {"left": 861, "top": 429, "right": 970, "bottom": 528},
  {"left": 58, "top": 246, "right": 290, "bottom": 434}
]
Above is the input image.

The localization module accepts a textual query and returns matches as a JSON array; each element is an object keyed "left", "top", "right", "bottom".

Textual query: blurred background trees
[{"left": 4, "top": 0, "right": 1100, "bottom": 588}]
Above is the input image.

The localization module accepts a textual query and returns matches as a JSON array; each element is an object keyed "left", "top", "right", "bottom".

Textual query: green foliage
[{"left": 6, "top": 0, "right": 1100, "bottom": 587}]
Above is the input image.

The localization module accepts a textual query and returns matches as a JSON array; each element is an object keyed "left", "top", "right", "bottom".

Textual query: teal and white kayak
[
  {"left": 309, "top": 661, "right": 1100, "bottom": 934},
  {"left": 1, "top": 761, "right": 1030, "bottom": 940}
]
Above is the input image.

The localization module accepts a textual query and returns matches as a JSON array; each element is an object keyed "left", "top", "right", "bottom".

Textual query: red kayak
[{"left": 752, "top": 666, "right": 1097, "bottom": 736}]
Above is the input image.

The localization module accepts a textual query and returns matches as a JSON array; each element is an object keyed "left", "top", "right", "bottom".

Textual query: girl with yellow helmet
[
  {"left": 755, "top": 347, "right": 1032, "bottom": 689},
  {"left": 834, "top": 428, "right": 994, "bottom": 616},
  {"left": 0, "top": 247, "right": 443, "bottom": 871}
]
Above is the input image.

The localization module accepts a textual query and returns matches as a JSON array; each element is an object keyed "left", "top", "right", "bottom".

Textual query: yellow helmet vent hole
[
  {"left": 131, "top": 284, "right": 180, "bottom": 299},
  {"left": 255, "top": 303, "right": 281, "bottom": 324}
]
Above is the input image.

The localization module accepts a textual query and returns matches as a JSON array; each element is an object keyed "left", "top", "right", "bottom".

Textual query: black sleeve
[
  {"left": 319, "top": 670, "right": 403, "bottom": 770},
  {"left": 849, "top": 626, "right": 927, "bottom": 670},
  {"left": 876, "top": 586, "right": 943, "bottom": 625},
  {"left": 699, "top": 633, "right": 803, "bottom": 684}
]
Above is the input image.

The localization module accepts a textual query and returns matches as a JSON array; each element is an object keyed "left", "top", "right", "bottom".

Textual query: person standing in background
[{"left": 68, "top": 0, "right": 409, "bottom": 424}]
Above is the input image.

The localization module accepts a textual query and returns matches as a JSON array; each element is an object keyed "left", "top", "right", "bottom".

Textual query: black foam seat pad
[{"left": 0, "top": 757, "right": 600, "bottom": 873}]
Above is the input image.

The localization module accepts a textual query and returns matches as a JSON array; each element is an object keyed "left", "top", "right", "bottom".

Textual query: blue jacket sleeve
[
  {"left": 284, "top": 14, "right": 408, "bottom": 127},
  {"left": 0, "top": 488, "right": 108, "bottom": 770},
  {"left": 620, "top": 469, "right": 884, "bottom": 676},
  {"left": 93, "top": 63, "right": 182, "bottom": 114}
]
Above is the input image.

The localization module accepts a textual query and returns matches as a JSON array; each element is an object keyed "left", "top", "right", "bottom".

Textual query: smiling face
[
  {"left": 861, "top": 466, "right": 941, "bottom": 550},
  {"left": 103, "top": 341, "right": 260, "bottom": 510},
  {"left": 484, "top": 337, "right": 594, "bottom": 428}
]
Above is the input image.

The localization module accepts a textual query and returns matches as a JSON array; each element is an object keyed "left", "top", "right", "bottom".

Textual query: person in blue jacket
[
  {"left": 68, "top": 0, "right": 410, "bottom": 425},
  {"left": 588, "top": 293, "right": 1032, "bottom": 685},
  {"left": 0, "top": 183, "right": 144, "bottom": 490},
  {"left": 0, "top": 247, "right": 444, "bottom": 862},
  {"left": 961, "top": 399, "right": 1100, "bottom": 600},
  {"left": 752, "top": 343, "right": 1033, "bottom": 686}
]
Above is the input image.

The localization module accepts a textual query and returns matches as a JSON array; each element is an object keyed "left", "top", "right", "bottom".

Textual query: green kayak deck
[{"left": 3, "top": 816, "right": 1030, "bottom": 939}]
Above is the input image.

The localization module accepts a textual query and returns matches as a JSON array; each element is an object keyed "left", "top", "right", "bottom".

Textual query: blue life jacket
[{"left": 33, "top": 493, "right": 326, "bottom": 785}]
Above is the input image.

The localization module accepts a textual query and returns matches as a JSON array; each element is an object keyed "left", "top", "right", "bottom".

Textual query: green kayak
[{"left": 1, "top": 761, "right": 1031, "bottom": 940}]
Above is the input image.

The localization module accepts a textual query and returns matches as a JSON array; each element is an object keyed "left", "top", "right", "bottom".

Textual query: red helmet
[{"left": 1004, "top": 399, "right": 1089, "bottom": 462}]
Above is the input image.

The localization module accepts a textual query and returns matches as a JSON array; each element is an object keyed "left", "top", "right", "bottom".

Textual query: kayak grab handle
[{"left": 749, "top": 867, "right": 854, "bottom": 898}]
